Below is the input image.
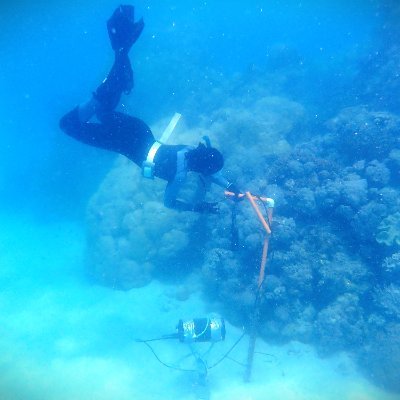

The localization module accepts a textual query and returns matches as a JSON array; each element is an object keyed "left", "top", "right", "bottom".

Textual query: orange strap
[
  {"left": 243, "top": 192, "right": 273, "bottom": 383},
  {"left": 258, "top": 236, "right": 269, "bottom": 288},
  {"left": 244, "top": 190, "right": 273, "bottom": 287},
  {"left": 245, "top": 192, "right": 271, "bottom": 234}
]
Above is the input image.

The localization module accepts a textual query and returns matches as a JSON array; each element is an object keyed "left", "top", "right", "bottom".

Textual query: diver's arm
[
  {"left": 163, "top": 149, "right": 193, "bottom": 211},
  {"left": 209, "top": 171, "right": 242, "bottom": 199},
  {"left": 164, "top": 178, "right": 219, "bottom": 213},
  {"left": 164, "top": 178, "right": 193, "bottom": 212},
  {"left": 209, "top": 171, "right": 241, "bottom": 193},
  {"left": 163, "top": 147, "right": 220, "bottom": 213},
  {"left": 209, "top": 171, "right": 230, "bottom": 188}
]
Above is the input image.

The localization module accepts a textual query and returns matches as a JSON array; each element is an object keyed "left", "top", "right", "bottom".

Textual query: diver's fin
[{"left": 107, "top": 5, "right": 144, "bottom": 53}]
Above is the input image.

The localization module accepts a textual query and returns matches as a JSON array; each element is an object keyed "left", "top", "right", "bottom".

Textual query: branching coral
[
  {"left": 376, "top": 212, "right": 400, "bottom": 246},
  {"left": 314, "top": 293, "right": 365, "bottom": 354},
  {"left": 382, "top": 252, "right": 400, "bottom": 280},
  {"left": 373, "top": 284, "right": 400, "bottom": 320},
  {"left": 326, "top": 106, "right": 400, "bottom": 162},
  {"left": 365, "top": 160, "right": 391, "bottom": 187},
  {"left": 358, "top": 322, "right": 400, "bottom": 392},
  {"left": 315, "top": 252, "right": 370, "bottom": 304}
]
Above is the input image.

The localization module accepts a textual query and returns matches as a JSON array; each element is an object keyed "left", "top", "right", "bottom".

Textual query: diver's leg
[
  {"left": 59, "top": 6, "right": 146, "bottom": 157},
  {"left": 68, "top": 43, "right": 134, "bottom": 127},
  {"left": 72, "top": 5, "right": 144, "bottom": 123},
  {"left": 60, "top": 107, "right": 154, "bottom": 167},
  {"left": 59, "top": 107, "right": 108, "bottom": 148},
  {"left": 59, "top": 106, "right": 128, "bottom": 151},
  {"left": 77, "top": 97, "right": 98, "bottom": 122},
  {"left": 94, "top": 5, "right": 144, "bottom": 120},
  {"left": 93, "top": 51, "right": 133, "bottom": 119}
]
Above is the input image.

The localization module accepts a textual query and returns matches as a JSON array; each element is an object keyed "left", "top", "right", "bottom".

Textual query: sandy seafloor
[{"left": 0, "top": 213, "right": 398, "bottom": 400}]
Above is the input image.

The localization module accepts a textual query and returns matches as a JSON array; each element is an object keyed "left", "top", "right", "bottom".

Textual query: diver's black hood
[{"left": 186, "top": 144, "right": 224, "bottom": 176}]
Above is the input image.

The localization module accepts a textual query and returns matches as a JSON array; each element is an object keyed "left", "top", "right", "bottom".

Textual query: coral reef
[
  {"left": 382, "top": 252, "right": 400, "bottom": 280},
  {"left": 86, "top": 156, "right": 201, "bottom": 289},
  {"left": 206, "top": 95, "right": 305, "bottom": 179},
  {"left": 376, "top": 212, "right": 400, "bottom": 247},
  {"left": 355, "top": 2, "right": 400, "bottom": 114},
  {"left": 325, "top": 106, "right": 400, "bottom": 162},
  {"left": 314, "top": 293, "right": 365, "bottom": 354},
  {"left": 85, "top": 50, "right": 400, "bottom": 391},
  {"left": 358, "top": 322, "right": 400, "bottom": 392}
]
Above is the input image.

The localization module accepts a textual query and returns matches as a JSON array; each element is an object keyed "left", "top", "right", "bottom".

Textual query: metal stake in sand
[
  {"left": 243, "top": 191, "right": 274, "bottom": 383},
  {"left": 224, "top": 190, "right": 274, "bottom": 381}
]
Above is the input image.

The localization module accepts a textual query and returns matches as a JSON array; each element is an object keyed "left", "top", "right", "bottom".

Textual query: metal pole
[
  {"left": 244, "top": 236, "right": 269, "bottom": 382},
  {"left": 243, "top": 192, "right": 273, "bottom": 383}
]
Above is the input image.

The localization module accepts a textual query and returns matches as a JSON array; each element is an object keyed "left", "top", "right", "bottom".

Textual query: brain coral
[
  {"left": 207, "top": 95, "right": 305, "bottom": 177},
  {"left": 86, "top": 156, "right": 201, "bottom": 289}
]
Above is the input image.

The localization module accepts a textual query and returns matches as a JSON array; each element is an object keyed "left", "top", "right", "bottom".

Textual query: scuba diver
[{"left": 60, "top": 5, "right": 240, "bottom": 214}]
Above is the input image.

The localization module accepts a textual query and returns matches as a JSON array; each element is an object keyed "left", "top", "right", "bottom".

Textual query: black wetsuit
[
  {"left": 59, "top": 6, "right": 226, "bottom": 214},
  {"left": 59, "top": 90, "right": 185, "bottom": 182}
]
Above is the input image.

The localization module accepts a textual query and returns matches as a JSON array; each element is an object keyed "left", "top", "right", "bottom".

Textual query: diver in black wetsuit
[{"left": 60, "top": 5, "right": 239, "bottom": 213}]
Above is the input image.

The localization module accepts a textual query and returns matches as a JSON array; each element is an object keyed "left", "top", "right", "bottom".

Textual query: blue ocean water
[
  {"left": 1, "top": 0, "right": 399, "bottom": 399},
  {"left": 0, "top": 0, "right": 380, "bottom": 217}
]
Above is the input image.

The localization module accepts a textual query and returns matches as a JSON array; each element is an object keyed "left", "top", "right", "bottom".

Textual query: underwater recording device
[
  {"left": 135, "top": 316, "right": 226, "bottom": 344},
  {"left": 136, "top": 314, "right": 245, "bottom": 396},
  {"left": 177, "top": 318, "right": 226, "bottom": 343},
  {"left": 177, "top": 317, "right": 226, "bottom": 343}
]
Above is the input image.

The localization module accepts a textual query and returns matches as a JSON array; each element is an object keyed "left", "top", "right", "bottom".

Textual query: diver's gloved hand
[
  {"left": 227, "top": 183, "right": 243, "bottom": 201},
  {"left": 193, "top": 202, "right": 220, "bottom": 214},
  {"left": 107, "top": 5, "right": 144, "bottom": 53}
]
